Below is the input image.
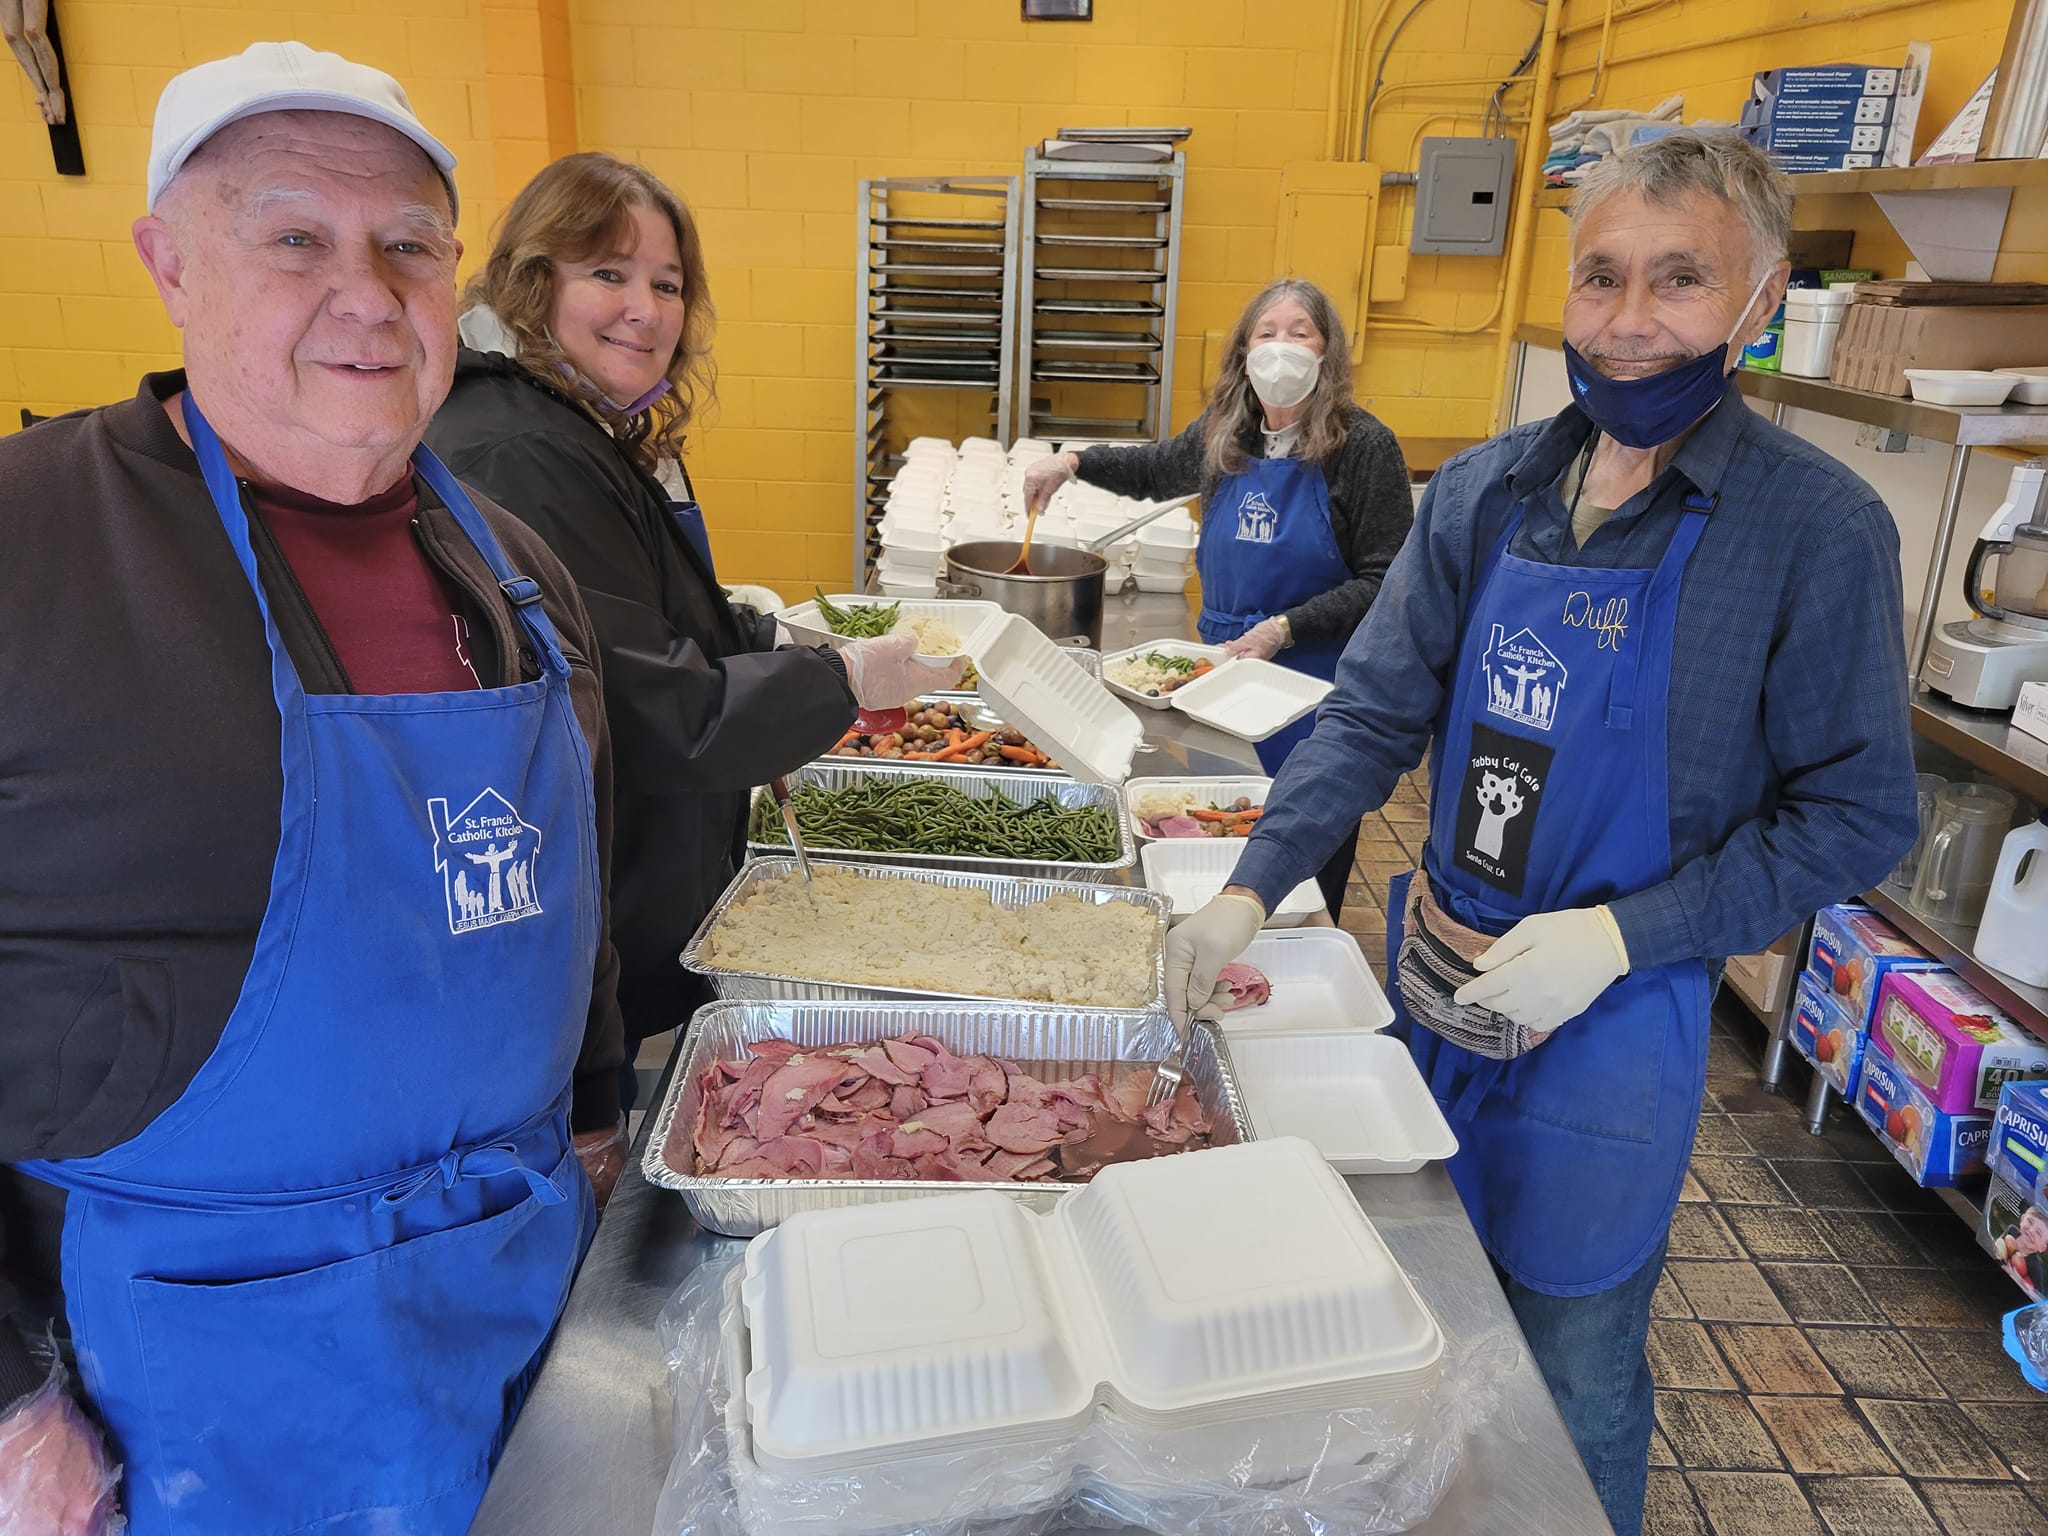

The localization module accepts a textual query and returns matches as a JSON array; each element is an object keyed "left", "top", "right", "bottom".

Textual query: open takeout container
[
  {"left": 1099, "top": 639, "right": 1229, "bottom": 711},
  {"left": 642, "top": 1000, "right": 1250, "bottom": 1236},
  {"left": 1224, "top": 1032, "right": 1458, "bottom": 1176},
  {"left": 1124, "top": 775, "right": 1272, "bottom": 840},
  {"left": 779, "top": 595, "right": 1004, "bottom": 662},
  {"left": 1219, "top": 928, "right": 1396, "bottom": 1034},
  {"left": 1140, "top": 836, "right": 1323, "bottom": 926}
]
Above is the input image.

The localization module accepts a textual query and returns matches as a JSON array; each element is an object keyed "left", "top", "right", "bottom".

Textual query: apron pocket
[
  {"left": 128, "top": 1149, "right": 587, "bottom": 1536},
  {"left": 1509, "top": 984, "right": 1668, "bottom": 1144}
]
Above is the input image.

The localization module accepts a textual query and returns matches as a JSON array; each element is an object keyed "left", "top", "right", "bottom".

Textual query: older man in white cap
[{"left": 0, "top": 43, "right": 630, "bottom": 1534}]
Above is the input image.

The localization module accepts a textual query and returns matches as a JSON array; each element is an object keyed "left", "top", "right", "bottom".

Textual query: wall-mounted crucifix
[{"left": 4, "top": 0, "right": 84, "bottom": 175}]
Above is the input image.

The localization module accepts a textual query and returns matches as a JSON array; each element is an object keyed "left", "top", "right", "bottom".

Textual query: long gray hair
[{"left": 1200, "top": 279, "right": 1355, "bottom": 480}]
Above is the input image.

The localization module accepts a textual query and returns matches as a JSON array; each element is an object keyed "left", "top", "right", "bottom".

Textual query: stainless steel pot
[{"left": 939, "top": 540, "right": 1131, "bottom": 646}]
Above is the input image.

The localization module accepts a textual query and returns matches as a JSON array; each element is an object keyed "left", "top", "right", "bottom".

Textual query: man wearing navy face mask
[{"left": 1166, "top": 132, "right": 1917, "bottom": 1536}]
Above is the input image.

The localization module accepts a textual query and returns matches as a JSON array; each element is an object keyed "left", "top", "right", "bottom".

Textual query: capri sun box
[
  {"left": 1872, "top": 971, "right": 2048, "bottom": 1114},
  {"left": 1856, "top": 1042, "right": 1993, "bottom": 1188},
  {"left": 1790, "top": 971, "right": 1867, "bottom": 1097},
  {"left": 1808, "top": 902, "right": 1944, "bottom": 1035},
  {"left": 1993, "top": 1080, "right": 2048, "bottom": 1206}
]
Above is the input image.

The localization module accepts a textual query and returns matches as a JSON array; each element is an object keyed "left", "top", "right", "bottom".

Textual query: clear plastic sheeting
[
  {"left": 0, "top": 1339, "right": 124, "bottom": 1536},
  {"left": 2004, "top": 1301, "right": 2048, "bottom": 1394},
  {"left": 653, "top": 1250, "right": 1510, "bottom": 1536}
]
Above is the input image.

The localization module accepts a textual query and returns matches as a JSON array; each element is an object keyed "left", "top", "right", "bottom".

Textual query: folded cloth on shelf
[{"left": 1545, "top": 94, "right": 1684, "bottom": 184}]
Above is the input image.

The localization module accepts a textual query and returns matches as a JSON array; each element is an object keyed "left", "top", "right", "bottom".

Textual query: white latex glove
[
  {"left": 573, "top": 1115, "right": 629, "bottom": 1212},
  {"left": 1165, "top": 889, "right": 1267, "bottom": 1027},
  {"left": 841, "top": 631, "right": 967, "bottom": 708},
  {"left": 1222, "top": 617, "right": 1287, "bottom": 661},
  {"left": 1022, "top": 451, "right": 1077, "bottom": 514},
  {"left": 1452, "top": 906, "right": 1630, "bottom": 1034}
]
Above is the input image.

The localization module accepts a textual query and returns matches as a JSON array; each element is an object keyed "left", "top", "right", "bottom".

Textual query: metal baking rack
[
  {"left": 1017, "top": 148, "right": 1185, "bottom": 445},
  {"left": 855, "top": 176, "right": 1020, "bottom": 587}
]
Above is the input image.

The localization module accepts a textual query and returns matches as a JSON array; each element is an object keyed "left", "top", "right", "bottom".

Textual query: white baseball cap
[{"left": 148, "top": 41, "right": 457, "bottom": 216}]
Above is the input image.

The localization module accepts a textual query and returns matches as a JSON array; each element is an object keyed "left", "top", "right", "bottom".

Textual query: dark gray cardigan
[{"left": 1074, "top": 404, "right": 1414, "bottom": 642}]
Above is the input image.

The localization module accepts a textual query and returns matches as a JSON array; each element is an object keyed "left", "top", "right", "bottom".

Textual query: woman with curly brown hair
[{"left": 429, "top": 153, "right": 956, "bottom": 1104}]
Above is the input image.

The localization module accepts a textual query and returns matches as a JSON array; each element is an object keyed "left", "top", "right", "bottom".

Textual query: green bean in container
[
  {"left": 812, "top": 589, "right": 900, "bottom": 638},
  {"left": 749, "top": 776, "right": 1121, "bottom": 863}
]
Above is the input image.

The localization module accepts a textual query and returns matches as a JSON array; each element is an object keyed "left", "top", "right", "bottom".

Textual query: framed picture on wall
[{"left": 1022, "top": 0, "right": 1092, "bottom": 18}]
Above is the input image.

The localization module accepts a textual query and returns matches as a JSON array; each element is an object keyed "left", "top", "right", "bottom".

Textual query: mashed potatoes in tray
[{"left": 697, "top": 868, "right": 1157, "bottom": 1008}]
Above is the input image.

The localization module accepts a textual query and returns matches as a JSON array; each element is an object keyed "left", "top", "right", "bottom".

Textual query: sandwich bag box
[
  {"left": 1994, "top": 1080, "right": 2048, "bottom": 1206},
  {"left": 1808, "top": 902, "right": 1944, "bottom": 1031},
  {"left": 1856, "top": 1040, "right": 1992, "bottom": 1188},
  {"left": 1873, "top": 971, "right": 2048, "bottom": 1114},
  {"left": 1790, "top": 971, "right": 1866, "bottom": 1097}
]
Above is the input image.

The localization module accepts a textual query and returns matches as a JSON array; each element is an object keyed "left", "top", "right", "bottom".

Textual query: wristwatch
[{"left": 1274, "top": 614, "right": 1294, "bottom": 649}]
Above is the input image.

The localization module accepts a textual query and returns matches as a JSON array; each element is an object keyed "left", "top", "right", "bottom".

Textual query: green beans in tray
[
  {"left": 813, "top": 588, "right": 900, "bottom": 638},
  {"left": 749, "top": 775, "right": 1121, "bottom": 864}
]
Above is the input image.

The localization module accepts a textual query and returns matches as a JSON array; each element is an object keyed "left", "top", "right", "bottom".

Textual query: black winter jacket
[{"left": 426, "top": 351, "right": 858, "bottom": 1048}]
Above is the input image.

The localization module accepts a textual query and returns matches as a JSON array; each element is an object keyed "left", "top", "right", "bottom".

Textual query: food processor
[{"left": 1922, "top": 459, "right": 2048, "bottom": 710}]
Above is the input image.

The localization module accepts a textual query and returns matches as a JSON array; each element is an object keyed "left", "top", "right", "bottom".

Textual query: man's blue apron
[
  {"left": 1195, "top": 454, "right": 1353, "bottom": 773},
  {"left": 19, "top": 399, "right": 601, "bottom": 1533},
  {"left": 1388, "top": 490, "right": 1715, "bottom": 1296}
]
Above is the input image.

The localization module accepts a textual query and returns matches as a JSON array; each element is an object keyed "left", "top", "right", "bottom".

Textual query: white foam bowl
[{"left": 1996, "top": 367, "right": 2048, "bottom": 405}]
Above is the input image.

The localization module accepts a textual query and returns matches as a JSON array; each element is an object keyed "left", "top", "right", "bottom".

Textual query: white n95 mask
[{"left": 1246, "top": 341, "right": 1321, "bottom": 409}]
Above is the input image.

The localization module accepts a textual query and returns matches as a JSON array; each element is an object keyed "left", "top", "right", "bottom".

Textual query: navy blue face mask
[{"left": 1562, "top": 268, "right": 1773, "bottom": 449}]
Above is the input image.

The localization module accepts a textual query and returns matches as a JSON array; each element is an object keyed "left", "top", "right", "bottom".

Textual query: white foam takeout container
[
  {"left": 1219, "top": 928, "right": 1395, "bottom": 1034},
  {"left": 734, "top": 1137, "right": 1444, "bottom": 1484},
  {"left": 1140, "top": 836, "right": 1322, "bottom": 927},
  {"left": 1995, "top": 367, "right": 2048, "bottom": 406},
  {"left": 1124, "top": 775, "right": 1272, "bottom": 840},
  {"left": 1099, "top": 639, "right": 1228, "bottom": 711},
  {"left": 1164, "top": 656, "right": 1334, "bottom": 742},
  {"left": 779, "top": 595, "right": 1004, "bottom": 663},
  {"left": 1903, "top": 369, "right": 2021, "bottom": 407},
  {"left": 972, "top": 614, "right": 1146, "bottom": 785},
  {"left": 1224, "top": 1033, "right": 1457, "bottom": 1177}
]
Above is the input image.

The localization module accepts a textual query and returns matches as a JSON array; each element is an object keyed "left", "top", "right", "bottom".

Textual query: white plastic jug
[{"left": 1975, "top": 815, "right": 2048, "bottom": 987}]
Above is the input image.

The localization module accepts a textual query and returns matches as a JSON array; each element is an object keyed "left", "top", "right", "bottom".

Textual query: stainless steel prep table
[{"left": 471, "top": 591, "right": 1614, "bottom": 1536}]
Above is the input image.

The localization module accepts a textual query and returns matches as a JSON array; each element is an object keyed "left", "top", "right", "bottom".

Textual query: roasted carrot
[
  {"left": 1190, "top": 807, "right": 1234, "bottom": 822},
  {"left": 998, "top": 744, "right": 1047, "bottom": 764},
  {"left": 933, "top": 729, "right": 995, "bottom": 762},
  {"left": 1227, "top": 822, "right": 1252, "bottom": 836}
]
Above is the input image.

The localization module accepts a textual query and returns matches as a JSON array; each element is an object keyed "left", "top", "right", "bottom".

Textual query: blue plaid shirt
[{"left": 1234, "top": 379, "right": 1919, "bottom": 969}]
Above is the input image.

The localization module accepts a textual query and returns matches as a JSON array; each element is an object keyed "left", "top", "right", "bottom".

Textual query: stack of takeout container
[
  {"left": 720, "top": 1137, "right": 1446, "bottom": 1532},
  {"left": 1132, "top": 504, "right": 1198, "bottom": 593},
  {"left": 875, "top": 443, "right": 957, "bottom": 594}
]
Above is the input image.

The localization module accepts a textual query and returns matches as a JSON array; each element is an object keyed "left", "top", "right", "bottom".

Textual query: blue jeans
[{"left": 1493, "top": 1236, "right": 1668, "bottom": 1536}]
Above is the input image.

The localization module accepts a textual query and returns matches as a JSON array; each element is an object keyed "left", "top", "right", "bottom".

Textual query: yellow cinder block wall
[{"left": 0, "top": 0, "right": 2031, "bottom": 594}]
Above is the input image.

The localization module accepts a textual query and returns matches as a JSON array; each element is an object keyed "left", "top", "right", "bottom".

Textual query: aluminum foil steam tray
[
  {"left": 744, "top": 758, "right": 1135, "bottom": 883},
  {"left": 679, "top": 857, "right": 1170, "bottom": 1012},
  {"left": 641, "top": 999, "right": 1250, "bottom": 1236}
]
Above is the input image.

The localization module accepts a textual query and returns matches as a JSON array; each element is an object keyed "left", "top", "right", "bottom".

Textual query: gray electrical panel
[{"left": 1411, "top": 136, "right": 1515, "bottom": 256}]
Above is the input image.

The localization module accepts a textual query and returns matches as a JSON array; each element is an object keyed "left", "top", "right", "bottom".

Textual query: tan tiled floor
[{"left": 1335, "top": 786, "right": 2042, "bottom": 1535}]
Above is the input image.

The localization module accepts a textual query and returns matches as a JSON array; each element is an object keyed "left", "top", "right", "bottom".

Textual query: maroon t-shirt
[{"left": 250, "top": 478, "right": 482, "bottom": 694}]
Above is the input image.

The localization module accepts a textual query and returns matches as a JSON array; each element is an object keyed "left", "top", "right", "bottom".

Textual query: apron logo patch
[
  {"left": 1452, "top": 724, "right": 1552, "bottom": 896},
  {"left": 1480, "top": 623, "right": 1566, "bottom": 731},
  {"left": 1235, "top": 489, "right": 1279, "bottom": 544},
  {"left": 429, "top": 789, "right": 544, "bottom": 934}
]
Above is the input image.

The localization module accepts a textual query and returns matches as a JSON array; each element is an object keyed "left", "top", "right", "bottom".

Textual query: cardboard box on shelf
[
  {"left": 1874, "top": 971, "right": 2048, "bottom": 1115},
  {"left": 1725, "top": 924, "right": 1805, "bottom": 1021},
  {"left": 1857, "top": 1039, "right": 1993, "bottom": 1188},
  {"left": 1809, "top": 902, "right": 1945, "bottom": 1031},
  {"left": 1994, "top": 1080, "right": 2048, "bottom": 1205},
  {"left": 1791, "top": 970, "right": 1868, "bottom": 1098},
  {"left": 1829, "top": 303, "right": 2048, "bottom": 396},
  {"left": 1981, "top": 1171, "right": 2047, "bottom": 1302}
]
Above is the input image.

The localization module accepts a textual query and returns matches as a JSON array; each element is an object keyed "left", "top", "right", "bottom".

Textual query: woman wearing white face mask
[{"left": 1022, "top": 280, "right": 1414, "bottom": 913}]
